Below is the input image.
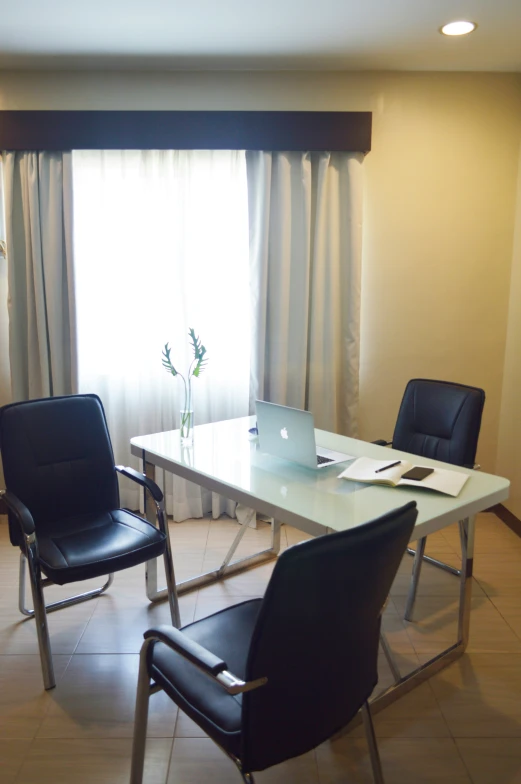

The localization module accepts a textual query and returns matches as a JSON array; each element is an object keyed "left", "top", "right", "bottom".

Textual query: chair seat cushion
[
  {"left": 37, "top": 509, "right": 166, "bottom": 585},
  {"left": 149, "top": 599, "right": 263, "bottom": 758}
]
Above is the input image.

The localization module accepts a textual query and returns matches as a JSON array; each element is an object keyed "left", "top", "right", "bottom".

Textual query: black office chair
[
  {"left": 375, "top": 379, "right": 485, "bottom": 621},
  {"left": 0, "top": 394, "right": 180, "bottom": 690},
  {"left": 130, "top": 501, "right": 418, "bottom": 784}
]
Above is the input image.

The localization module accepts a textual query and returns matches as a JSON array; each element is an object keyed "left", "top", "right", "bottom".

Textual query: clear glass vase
[{"left": 180, "top": 385, "right": 194, "bottom": 445}]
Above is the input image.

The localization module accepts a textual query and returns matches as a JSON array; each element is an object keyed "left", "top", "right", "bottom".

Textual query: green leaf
[
  {"left": 161, "top": 343, "right": 178, "bottom": 376},
  {"left": 188, "top": 328, "right": 209, "bottom": 377}
]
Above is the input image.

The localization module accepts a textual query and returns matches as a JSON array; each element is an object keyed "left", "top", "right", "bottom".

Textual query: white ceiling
[{"left": 0, "top": 0, "right": 520, "bottom": 72}]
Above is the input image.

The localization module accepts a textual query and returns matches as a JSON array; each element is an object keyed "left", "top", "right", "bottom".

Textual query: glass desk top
[{"left": 131, "top": 416, "right": 509, "bottom": 540}]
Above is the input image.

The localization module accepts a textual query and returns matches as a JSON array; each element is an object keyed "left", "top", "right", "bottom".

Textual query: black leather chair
[
  {"left": 0, "top": 394, "right": 180, "bottom": 690},
  {"left": 375, "top": 379, "right": 485, "bottom": 620},
  {"left": 130, "top": 502, "right": 418, "bottom": 784}
]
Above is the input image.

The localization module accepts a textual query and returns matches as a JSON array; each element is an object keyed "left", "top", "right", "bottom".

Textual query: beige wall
[
  {"left": 497, "top": 139, "right": 521, "bottom": 515},
  {"left": 1, "top": 70, "right": 521, "bottom": 474}
]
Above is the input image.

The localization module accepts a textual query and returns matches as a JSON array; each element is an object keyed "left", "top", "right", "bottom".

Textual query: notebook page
[{"left": 398, "top": 467, "right": 469, "bottom": 497}]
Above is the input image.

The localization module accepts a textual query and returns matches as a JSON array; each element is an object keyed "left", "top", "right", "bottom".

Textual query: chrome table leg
[
  {"left": 362, "top": 701, "right": 385, "bottom": 784},
  {"left": 373, "top": 515, "right": 475, "bottom": 716},
  {"left": 404, "top": 536, "right": 427, "bottom": 621},
  {"left": 380, "top": 631, "right": 401, "bottom": 684},
  {"left": 143, "top": 453, "right": 280, "bottom": 603}
]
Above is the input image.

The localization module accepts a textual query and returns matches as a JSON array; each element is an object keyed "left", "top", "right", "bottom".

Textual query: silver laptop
[{"left": 255, "top": 400, "right": 354, "bottom": 470}]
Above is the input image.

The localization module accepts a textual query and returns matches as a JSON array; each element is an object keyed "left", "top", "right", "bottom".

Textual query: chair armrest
[
  {"left": 144, "top": 625, "right": 267, "bottom": 695},
  {"left": 145, "top": 624, "right": 227, "bottom": 675},
  {"left": 0, "top": 490, "right": 36, "bottom": 537},
  {"left": 115, "top": 466, "right": 163, "bottom": 503},
  {"left": 372, "top": 439, "right": 392, "bottom": 446}
]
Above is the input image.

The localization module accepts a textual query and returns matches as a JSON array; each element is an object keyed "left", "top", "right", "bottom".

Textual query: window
[{"left": 72, "top": 149, "right": 250, "bottom": 513}]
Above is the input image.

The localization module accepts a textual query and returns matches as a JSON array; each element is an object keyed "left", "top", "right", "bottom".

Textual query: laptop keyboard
[{"left": 317, "top": 454, "right": 334, "bottom": 465}]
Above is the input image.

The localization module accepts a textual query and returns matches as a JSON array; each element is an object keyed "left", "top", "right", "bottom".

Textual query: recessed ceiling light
[{"left": 440, "top": 20, "right": 477, "bottom": 36}]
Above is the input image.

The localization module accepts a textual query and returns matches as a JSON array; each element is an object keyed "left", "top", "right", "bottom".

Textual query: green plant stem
[{"left": 180, "top": 375, "right": 192, "bottom": 434}]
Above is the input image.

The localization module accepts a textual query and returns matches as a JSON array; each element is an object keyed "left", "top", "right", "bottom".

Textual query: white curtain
[
  {"left": 247, "top": 151, "right": 364, "bottom": 436},
  {"left": 2, "top": 152, "right": 77, "bottom": 401},
  {"left": 72, "top": 150, "right": 250, "bottom": 519}
]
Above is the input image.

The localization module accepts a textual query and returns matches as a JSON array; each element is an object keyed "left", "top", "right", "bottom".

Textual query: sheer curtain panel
[
  {"left": 2, "top": 151, "right": 77, "bottom": 401},
  {"left": 247, "top": 151, "right": 364, "bottom": 436},
  {"left": 72, "top": 150, "right": 250, "bottom": 520}
]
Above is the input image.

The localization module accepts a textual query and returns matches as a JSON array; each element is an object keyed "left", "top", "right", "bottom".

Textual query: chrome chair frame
[
  {"left": 0, "top": 468, "right": 180, "bottom": 691},
  {"left": 130, "top": 633, "right": 385, "bottom": 784}
]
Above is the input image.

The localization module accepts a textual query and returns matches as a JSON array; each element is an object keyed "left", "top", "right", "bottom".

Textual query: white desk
[{"left": 131, "top": 415, "right": 509, "bottom": 715}]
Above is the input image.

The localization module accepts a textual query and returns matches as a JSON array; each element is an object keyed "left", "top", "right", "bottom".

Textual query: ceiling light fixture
[{"left": 440, "top": 20, "right": 477, "bottom": 36}]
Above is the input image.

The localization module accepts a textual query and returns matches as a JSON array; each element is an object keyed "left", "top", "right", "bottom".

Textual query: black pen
[{"left": 375, "top": 460, "right": 401, "bottom": 473}]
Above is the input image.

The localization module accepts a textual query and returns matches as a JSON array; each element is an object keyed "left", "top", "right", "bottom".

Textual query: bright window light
[
  {"left": 72, "top": 149, "right": 251, "bottom": 424},
  {"left": 440, "top": 21, "right": 477, "bottom": 36}
]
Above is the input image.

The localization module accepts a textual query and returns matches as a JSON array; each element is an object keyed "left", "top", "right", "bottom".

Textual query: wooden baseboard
[{"left": 490, "top": 503, "right": 521, "bottom": 539}]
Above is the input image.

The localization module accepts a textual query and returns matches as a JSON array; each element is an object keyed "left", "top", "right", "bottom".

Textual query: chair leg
[
  {"left": 25, "top": 538, "right": 55, "bottom": 690},
  {"left": 156, "top": 501, "right": 181, "bottom": 627},
  {"left": 404, "top": 537, "right": 427, "bottom": 621},
  {"left": 231, "top": 757, "right": 255, "bottom": 783},
  {"left": 130, "top": 639, "right": 154, "bottom": 784},
  {"left": 361, "top": 702, "right": 385, "bottom": 784}
]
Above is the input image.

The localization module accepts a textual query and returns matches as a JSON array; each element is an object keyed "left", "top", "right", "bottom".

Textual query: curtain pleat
[
  {"left": 2, "top": 151, "right": 77, "bottom": 401},
  {"left": 246, "top": 151, "right": 363, "bottom": 436}
]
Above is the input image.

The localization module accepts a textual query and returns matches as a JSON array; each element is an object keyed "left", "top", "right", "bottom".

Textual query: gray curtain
[
  {"left": 2, "top": 151, "right": 77, "bottom": 401},
  {"left": 246, "top": 151, "right": 364, "bottom": 437}
]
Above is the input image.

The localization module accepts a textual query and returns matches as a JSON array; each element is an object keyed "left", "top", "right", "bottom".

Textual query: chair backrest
[
  {"left": 391, "top": 379, "right": 485, "bottom": 467},
  {"left": 241, "top": 501, "right": 417, "bottom": 772},
  {"left": 0, "top": 394, "right": 119, "bottom": 546}
]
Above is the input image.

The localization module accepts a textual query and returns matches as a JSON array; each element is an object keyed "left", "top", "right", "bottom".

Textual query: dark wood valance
[{"left": 0, "top": 110, "right": 371, "bottom": 152}]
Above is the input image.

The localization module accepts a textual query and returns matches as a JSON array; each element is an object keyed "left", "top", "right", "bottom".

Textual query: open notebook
[{"left": 338, "top": 457, "right": 469, "bottom": 497}]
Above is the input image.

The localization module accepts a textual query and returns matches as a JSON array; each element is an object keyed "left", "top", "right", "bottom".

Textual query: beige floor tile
[
  {"left": 474, "top": 551, "right": 521, "bottom": 596},
  {"left": 490, "top": 596, "right": 521, "bottom": 640},
  {"left": 174, "top": 710, "right": 208, "bottom": 738},
  {"left": 193, "top": 593, "right": 261, "bottom": 622},
  {"left": 0, "top": 655, "right": 70, "bottom": 739},
  {"left": 76, "top": 592, "right": 196, "bottom": 654},
  {"left": 380, "top": 601, "right": 418, "bottom": 655},
  {"left": 0, "top": 601, "right": 97, "bottom": 656},
  {"left": 284, "top": 525, "right": 314, "bottom": 546},
  {"left": 2, "top": 512, "right": 521, "bottom": 783},
  {"left": 167, "top": 737, "right": 240, "bottom": 783},
  {"left": 456, "top": 738, "right": 521, "bottom": 784},
  {"left": 390, "top": 562, "right": 486, "bottom": 599},
  {"left": 429, "top": 653, "right": 521, "bottom": 737},
  {"left": 393, "top": 594, "right": 521, "bottom": 654},
  {"left": 167, "top": 737, "right": 320, "bottom": 784},
  {"left": 194, "top": 563, "right": 275, "bottom": 598},
  {"left": 36, "top": 654, "right": 177, "bottom": 739},
  {"left": 316, "top": 736, "right": 472, "bottom": 783},
  {"left": 408, "top": 530, "right": 460, "bottom": 555},
  {"left": 0, "top": 739, "right": 32, "bottom": 783},
  {"left": 440, "top": 514, "right": 518, "bottom": 553},
  {"left": 361, "top": 681, "right": 451, "bottom": 739},
  {"left": 15, "top": 738, "right": 172, "bottom": 784}
]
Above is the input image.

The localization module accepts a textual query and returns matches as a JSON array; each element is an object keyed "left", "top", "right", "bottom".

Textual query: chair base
[{"left": 18, "top": 553, "right": 114, "bottom": 617}]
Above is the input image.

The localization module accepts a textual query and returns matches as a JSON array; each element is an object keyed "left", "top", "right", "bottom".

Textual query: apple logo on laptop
[{"left": 280, "top": 427, "right": 289, "bottom": 440}]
